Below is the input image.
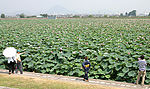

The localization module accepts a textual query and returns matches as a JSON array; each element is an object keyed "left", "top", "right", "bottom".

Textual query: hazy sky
[{"left": 0, "top": 0, "right": 150, "bottom": 15}]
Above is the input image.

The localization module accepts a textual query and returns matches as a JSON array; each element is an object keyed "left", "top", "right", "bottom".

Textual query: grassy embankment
[{"left": 0, "top": 74, "right": 124, "bottom": 89}]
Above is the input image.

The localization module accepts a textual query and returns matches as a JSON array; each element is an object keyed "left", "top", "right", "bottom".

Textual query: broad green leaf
[
  {"left": 122, "top": 67, "right": 129, "bottom": 73},
  {"left": 105, "top": 75, "right": 110, "bottom": 79},
  {"left": 126, "top": 63, "right": 132, "bottom": 67},
  {"left": 117, "top": 73, "right": 125, "bottom": 77},
  {"left": 128, "top": 71, "right": 136, "bottom": 77}
]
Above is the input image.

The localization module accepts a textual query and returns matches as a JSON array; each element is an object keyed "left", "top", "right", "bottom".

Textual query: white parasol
[{"left": 3, "top": 47, "right": 17, "bottom": 57}]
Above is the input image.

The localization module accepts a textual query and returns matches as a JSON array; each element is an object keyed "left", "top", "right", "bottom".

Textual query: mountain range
[{"left": 5, "top": 5, "right": 119, "bottom": 16}]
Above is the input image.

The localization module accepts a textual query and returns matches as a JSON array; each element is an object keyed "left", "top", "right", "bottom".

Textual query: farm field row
[{"left": 0, "top": 18, "right": 150, "bottom": 84}]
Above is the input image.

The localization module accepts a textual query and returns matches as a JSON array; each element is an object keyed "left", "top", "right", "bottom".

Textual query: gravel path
[
  {"left": 0, "top": 86, "right": 18, "bottom": 89},
  {"left": 0, "top": 69, "right": 150, "bottom": 89}
]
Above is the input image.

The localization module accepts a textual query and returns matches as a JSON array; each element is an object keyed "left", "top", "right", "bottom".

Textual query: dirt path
[
  {"left": 0, "top": 69, "right": 149, "bottom": 89},
  {"left": 0, "top": 86, "right": 18, "bottom": 89}
]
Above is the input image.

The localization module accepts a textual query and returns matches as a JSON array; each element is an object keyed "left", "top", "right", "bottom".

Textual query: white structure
[
  {"left": 36, "top": 16, "right": 44, "bottom": 18},
  {"left": 48, "top": 15, "right": 57, "bottom": 19}
]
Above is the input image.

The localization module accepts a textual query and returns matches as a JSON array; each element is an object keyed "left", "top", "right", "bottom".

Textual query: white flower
[{"left": 73, "top": 51, "right": 76, "bottom": 54}]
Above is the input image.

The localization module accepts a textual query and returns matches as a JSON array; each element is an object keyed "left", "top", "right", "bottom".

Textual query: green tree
[
  {"left": 40, "top": 14, "right": 48, "bottom": 18},
  {"left": 73, "top": 15, "right": 80, "bottom": 18},
  {"left": 120, "top": 13, "right": 123, "bottom": 17},
  {"left": 1, "top": 14, "right": 5, "bottom": 18},
  {"left": 125, "top": 12, "right": 128, "bottom": 16},
  {"left": 104, "top": 15, "right": 108, "bottom": 18},
  {"left": 27, "top": 15, "right": 36, "bottom": 18},
  {"left": 19, "top": 13, "right": 25, "bottom": 18},
  {"left": 88, "top": 15, "right": 93, "bottom": 18},
  {"left": 148, "top": 12, "right": 150, "bottom": 16}
]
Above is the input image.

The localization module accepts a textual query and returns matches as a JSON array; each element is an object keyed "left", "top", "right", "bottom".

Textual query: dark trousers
[
  {"left": 8, "top": 61, "right": 15, "bottom": 73},
  {"left": 15, "top": 62, "right": 23, "bottom": 74},
  {"left": 84, "top": 70, "right": 89, "bottom": 80}
]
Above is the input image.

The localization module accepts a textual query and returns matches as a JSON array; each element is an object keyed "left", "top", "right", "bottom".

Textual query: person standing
[
  {"left": 7, "top": 56, "right": 16, "bottom": 74},
  {"left": 136, "top": 55, "right": 147, "bottom": 86},
  {"left": 82, "top": 56, "right": 91, "bottom": 82},
  {"left": 15, "top": 50, "right": 24, "bottom": 74}
]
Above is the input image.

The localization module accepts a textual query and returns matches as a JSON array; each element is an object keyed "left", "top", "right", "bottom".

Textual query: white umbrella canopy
[{"left": 3, "top": 47, "right": 17, "bottom": 57}]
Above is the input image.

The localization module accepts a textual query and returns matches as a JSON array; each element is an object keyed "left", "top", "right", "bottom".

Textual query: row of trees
[
  {"left": 1, "top": 11, "right": 150, "bottom": 18},
  {"left": 0, "top": 13, "right": 48, "bottom": 18},
  {"left": 0, "top": 13, "right": 25, "bottom": 18}
]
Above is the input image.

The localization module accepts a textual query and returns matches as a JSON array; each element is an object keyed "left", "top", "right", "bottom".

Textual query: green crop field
[{"left": 0, "top": 18, "right": 150, "bottom": 84}]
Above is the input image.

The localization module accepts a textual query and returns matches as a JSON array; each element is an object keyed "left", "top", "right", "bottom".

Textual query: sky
[{"left": 0, "top": 0, "right": 150, "bottom": 15}]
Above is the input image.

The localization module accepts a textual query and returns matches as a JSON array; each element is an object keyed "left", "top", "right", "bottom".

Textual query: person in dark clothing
[
  {"left": 82, "top": 56, "right": 91, "bottom": 82},
  {"left": 7, "top": 56, "right": 16, "bottom": 74}
]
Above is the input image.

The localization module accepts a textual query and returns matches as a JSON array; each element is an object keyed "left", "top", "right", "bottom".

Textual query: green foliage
[
  {"left": 88, "top": 15, "right": 93, "bottom": 18},
  {"left": 104, "top": 15, "right": 108, "bottom": 18},
  {"left": 125, "top": 12, "right": 128, "bottom": 16},
  {"left": 19, "top": 13, "right": 25, "bottom": 18},
  {"left": 73, "top": 15, "right": 80, "bottom": 18},
  {"left": 120, "top": 13, "right": 123, "bottom": 17},
  {"left": 1, "top": 14, "right": 5, "bottom": 18},
  {"left": 148, "top": 13, "right": 150, "bottom": 16},
  {"left": 26, "top": 15, "right": 37, "bottom": 18},
  {"left": 0, "top": 18, "right": 149, "bottom": 84},
  {"left": 40, "top": 14, "right": 48, "bottom": 18}
]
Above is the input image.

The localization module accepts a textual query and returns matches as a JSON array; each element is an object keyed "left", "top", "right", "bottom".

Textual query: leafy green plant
[{"left": 0, "top": 18, "right": 149, "bottom": 84}]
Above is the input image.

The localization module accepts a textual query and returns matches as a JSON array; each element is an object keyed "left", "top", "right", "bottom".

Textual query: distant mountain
[
  {"left": 4, "top": 5, "right": 117, "bottom": 16},
  {"left": 15, "top": 10, "right": 33, "bottom": 15},
  {"left": 47, "top": 5, "right": 76, "bottom": 15},
  {"left": 97, "top": 9, "right": 116, "bottom": 15}
]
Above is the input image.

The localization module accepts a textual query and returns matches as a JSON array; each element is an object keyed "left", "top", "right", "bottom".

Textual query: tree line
[{"left": 1, "top": 10, "right": 150, "bottom": 18}]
